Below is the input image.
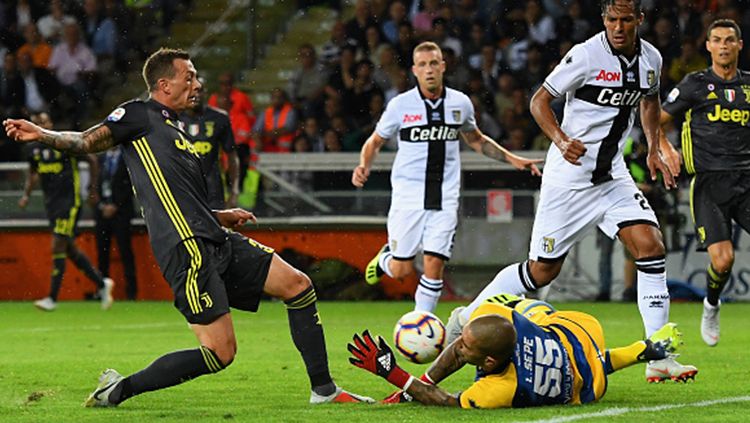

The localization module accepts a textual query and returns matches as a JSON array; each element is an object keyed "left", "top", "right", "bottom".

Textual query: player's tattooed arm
[
  {"left": 424, "top": 338, "right": 467, "bottom": 384},
  {"left": 405, "top": 380, "right": 461, "bottom": 407},
  {"left": 40, "top": 124, "right": 117, "bottom": 154}
]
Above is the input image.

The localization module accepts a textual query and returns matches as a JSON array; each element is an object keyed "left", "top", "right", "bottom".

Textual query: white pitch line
[{"left": 517, "top": 396, "right": 750, "bottom": 423}]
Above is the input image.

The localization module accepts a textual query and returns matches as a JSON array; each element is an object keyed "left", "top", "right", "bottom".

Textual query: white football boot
[{"left": 700, "top": 298, "right": 720, "bottom": 347}]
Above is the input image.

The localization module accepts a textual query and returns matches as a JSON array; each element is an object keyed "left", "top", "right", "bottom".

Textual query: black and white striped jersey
[
  {"left": 376, "top": 86, "right": 476, "bottom": 210},
  {"left": 542, "top": 32, "right": 662, "bottom": 188}
]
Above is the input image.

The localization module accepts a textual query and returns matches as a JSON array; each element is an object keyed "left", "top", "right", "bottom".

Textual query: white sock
[
  {"left": 378, "top": 249, "right": 394, "bottom": 278},
  {"left": 414, "top": 275, "right": 443, "bottom": 312},
  {"left": 460, "top": 262, "right": 534, "bottom": 321},
  {"left": 635, "top": 256, "right": 669, "bottom": 337}
]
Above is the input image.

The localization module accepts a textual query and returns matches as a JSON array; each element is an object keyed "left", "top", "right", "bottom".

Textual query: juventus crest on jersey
[
  {"left": 542, "top": 32, "right": 662, "bottom": 188},
  {"left": 375, "top": 86, "right": 476, "bottom": 210}
]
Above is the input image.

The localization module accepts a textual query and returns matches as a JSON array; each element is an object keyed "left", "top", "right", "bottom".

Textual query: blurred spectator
[
  {"left": 17, "top": 23, "right": 52, "bottom": 69},
  {"left": 475, "top": 42, "right": 501, "bottom": 89},
  {"left": 525, "top": 0, "right": 556, "bottom": 45},
  {"left": 494, "top": 72, "right": 516, "bottom": 119},
  {"left": 470, "top": 93, "right": 502, "bottom": 141},
  {"left": 649, "top": 16, "right": 680, "bottom": 64},
  {"left": 567, "top": 0, "right": 591, "bottom": 43},
  {"left": 464, "top": 21, "right": 488, "bottom": 68},
  {"left": 505, "top": 20, "right": 530, "bottom": 72},
  {"left": 519, "top": 43, "right": 547, "bottom": 93},
  {"left": 16, "top": 50, "right": 59, "bottom": 115},
  {"left": 253, "top": 88, "right": 298, "bottom": 153},
  {"left": 342, "top": 59, "right": 383, "bottom": 127},
  {"left": 301, "top": 116, "right": 325, "bottom": 152},
  {"left": 95, "top": 145, "right": 137, "bottom": 300},
  {"left": 431, "top": 17, "right": 462, "bottom": 58},
  {"left": 37, "top": 0, "right": 77, "bottom": 44},
  {"left": 0, "top": 52, "right": 25, "bottom": 118},
  {"left": 363, "top": 24, "right": 384, "bottom": 62},
  {"left": 215, "top": 93, "right": 257, "bottom": 206},
  {"left": 323, "top": 128, "right": 343, "bottom": 152},
  {"left": 674, "top": 0, "right": 703, "bottom": 40},
  {"left": 443, "top": 47, "right": 470, "bottom": 89},
  {"left": 384, "top": 67, "right": 412, "bottom": 103},
  {"left": 372, "top": 43, "right": 402, "bottom": 91},
  {"left": 668, "top": 39, "right": 707, "bottom": 85},
  {"left": 320, "top": 20, "right": 356, "bottom": 67},
  {"left": 412, "top": 0, "right": 441, "bottom": 38},
  {"left": 464, "top": 69, "right": 496, "bottom": 116},
  {"left": 393, "top": 21, "right": 416, "bottom": 68},
  {"left": 381, "top": 0, "right": 408, "bottom": 44},
  {"left": 287, "top": 43, "right": 328, "bottom": 118},
  {"left": 83, "top": 0, "right": 117, "bottom": 59},
  {"left": 48, "top": 23, "right": 97, "bottom": 129},
  {"left": 345, "top": 0, "right": 376, "bottom": 49},
  {"left": 342, "top": 91, "right": 384, "bottom": 151},
  {"left": 324, "top": 44, "right": 356, "bottom": 100},
  {"left": 208, "top": 72, "right": 255, "bottom": 129},
  {"left": 504, "top": 126, "right": 528, "bottom": 151}
]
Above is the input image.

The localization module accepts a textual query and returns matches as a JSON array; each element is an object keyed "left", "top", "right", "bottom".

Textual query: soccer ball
[{"left": 393, "top": 311, "right": 446, "bottom": 364}]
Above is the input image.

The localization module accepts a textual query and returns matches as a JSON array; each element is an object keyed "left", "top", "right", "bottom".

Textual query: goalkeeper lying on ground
[{"left": 348, "top": 295, "right": 690, "bottom": 408}]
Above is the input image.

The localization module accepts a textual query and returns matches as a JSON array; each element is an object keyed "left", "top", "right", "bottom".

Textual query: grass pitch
[{"left": 1, "top": 300, "right": 748, "bottom": 422}]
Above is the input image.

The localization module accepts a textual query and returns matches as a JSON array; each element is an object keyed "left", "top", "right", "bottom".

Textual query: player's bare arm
[
  {"left": 18, "top": 168, "right": 39, "bottom": 209},
  {"left": 423, "top": 337, "right": 469, "bottom": 384},
  {"left": 352, "top": 132, "right": 387, "bottom": 187},
  {"left": 4, "top": 119, "right": 117, "bottom": 154},
  {"left": 657, "top": 109, "right": 682, "bottom": 177},
  {"left": 404, "top": 379, "right": 460, "bottom": 407},
  {"left": 641, "top": 95, "right": 677, "bottom": 189},
  {"left": 226, "top": 150, "right": 241, "bottom": 207},
  {"left": 461, "top": 129, "right": 542, "bottom": 176},
  {"left": 530, "top": 86, "right": 587, "bottom": 165}
]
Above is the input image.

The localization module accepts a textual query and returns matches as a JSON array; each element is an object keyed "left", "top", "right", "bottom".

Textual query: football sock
[
  {"left": 48, "top": 254, "right": 66, "bottom": 301},
  {"left": 378, "top": 249, "right": 394, "bottom": 278},
  {"left": 68, "top": 248, "right": 105, "bottom": 289},
  {"left": 635, "top": 256, "right": 669, "bottom": 338},
  {"left": 284, "top": 285, "right": 334, "bottom": 395},
  {"left": 706, "top": 264, "right": 729, "bottom": 306},
  {"left": 460, "top": 261, "right": 536, "bottom": 322},
  {"left": 604, "top": 341, "right": 647, "bottom": 374},
  {"left": 414, "top": 275, "right": 442, "bottom": 312},
  {"left": 109, "top": 346, "right": 226, "bottom": 404}
]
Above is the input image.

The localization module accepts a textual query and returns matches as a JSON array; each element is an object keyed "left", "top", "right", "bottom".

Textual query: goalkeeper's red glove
[{"left": 348, "top": 330, "right": 414, "bottom": 389}]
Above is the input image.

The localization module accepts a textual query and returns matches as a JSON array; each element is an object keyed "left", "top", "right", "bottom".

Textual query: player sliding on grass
[
  {"left": 348, "top": 295, "right": 690, "bottom": 408},
  {"left": 4, "top": 48, "right": 372, "bottom": 406}
]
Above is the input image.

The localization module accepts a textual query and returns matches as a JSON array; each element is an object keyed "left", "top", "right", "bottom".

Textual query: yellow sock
[{"left": 607, "top": 341, "right": 647, "bottom": 372}]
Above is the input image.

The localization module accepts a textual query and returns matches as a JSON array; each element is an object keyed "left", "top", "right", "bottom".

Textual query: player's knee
[
  {"left": 202, "top": 341, "right": 236, "bottom": 369},
  {"left": 390, "top": 259, "right": 413, "bottom": 278},
  {"left": 285, "top": 269, "right": 312, "bottom": 300},
  {"left": 711, "top": 250, "right": 734, "bottom": 274},
  {"left": 633, "top": 236, "right": 665, "bottom": 259}
]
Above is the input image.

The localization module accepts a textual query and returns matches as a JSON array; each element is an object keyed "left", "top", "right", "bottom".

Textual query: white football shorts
[
  {"left": 387, "top": 208, "right": 458, "bottom": 260},
  {"left": 529, "top": 177, "right": 658, "bottom": 261}
]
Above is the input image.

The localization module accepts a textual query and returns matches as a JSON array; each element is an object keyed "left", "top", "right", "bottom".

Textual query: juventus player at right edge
[{"left": 446, "top": 0, "right": 698, "bottom": 383}]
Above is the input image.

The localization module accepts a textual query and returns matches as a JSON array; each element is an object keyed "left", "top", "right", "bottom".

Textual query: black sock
[
  {"left": 49, "top": 255, "right": 66, "bottom": 301},
  {"left": 109, "top": 346, "right": 226, "bottom": 404},
  {"left": 285, "top": 285, "right": 334, "bottom": 395},
  {"left": 68, "top": 249, "right": 104, "bottom": 289},
  {"left": 706, "top": 264, "right": 729, "bottom": 306}
]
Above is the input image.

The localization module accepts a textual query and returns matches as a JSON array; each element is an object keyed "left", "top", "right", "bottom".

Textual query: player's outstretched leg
[{"left": 265, "top": 255, "right": 374, "bottom": 404}]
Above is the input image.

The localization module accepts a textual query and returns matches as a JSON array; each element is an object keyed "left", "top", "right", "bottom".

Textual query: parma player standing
[
  {"left": 5, "top": 48, "right": 372, "bottom": 406},
  {"left": 447, "top": 0, "right": 697, "bottom": 382},
  {"left": 352, "top": 41, "right": 541, "bottom": 314},
  {"left": 660, "top": 19, "right": 750, "bottom": 347},
  {"left": 19, "top": 112, "right": 114, "bottom": 312},
  {"left": 347, "top": 295, "right": 686, "bottom": 408},
  {"left": 180, "top": 79, "right": 240, "bottom": 209}
]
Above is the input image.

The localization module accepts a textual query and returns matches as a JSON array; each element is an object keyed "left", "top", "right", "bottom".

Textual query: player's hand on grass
[
  {"left": 214, "top": 208, "right": 257, "bottom": 229},
  {"left": 348, "top": 330, "right": 414, "bottom": 389},
  {"left": 556, "top": 136, "right": 586, "bottom": 166},
  {"left": 647, "top": 150, "right": 677, "bottom": 190},
  {"left": 352, "top": 165, "right": 369, "bottom": 188},
  {"left": 505, "top": 152, "right": 543, "bottom": 176},
  {"left": 3, "top": 119, "right": 43, "bottom": 143}
]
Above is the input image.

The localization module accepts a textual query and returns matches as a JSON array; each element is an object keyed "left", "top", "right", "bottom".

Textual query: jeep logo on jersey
[
  {"left": 595, "top": 70, "right": 620, "bottom": 81},
  {"left": 400, "top": 124, "right": 462, "bottom": 142},
  {"left": 595, "top": 87, "right": 643, "bottom": 107},
  {"left": 193, "top": 141, "right": 213, "bottom": 155},
  {"left": 403, "top": 114, "right": 422, "bottom": 123}
]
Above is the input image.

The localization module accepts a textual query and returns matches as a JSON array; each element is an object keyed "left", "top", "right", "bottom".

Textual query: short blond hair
[{"left": 413, "top": 41, "right": 442, "bottom": 60}]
